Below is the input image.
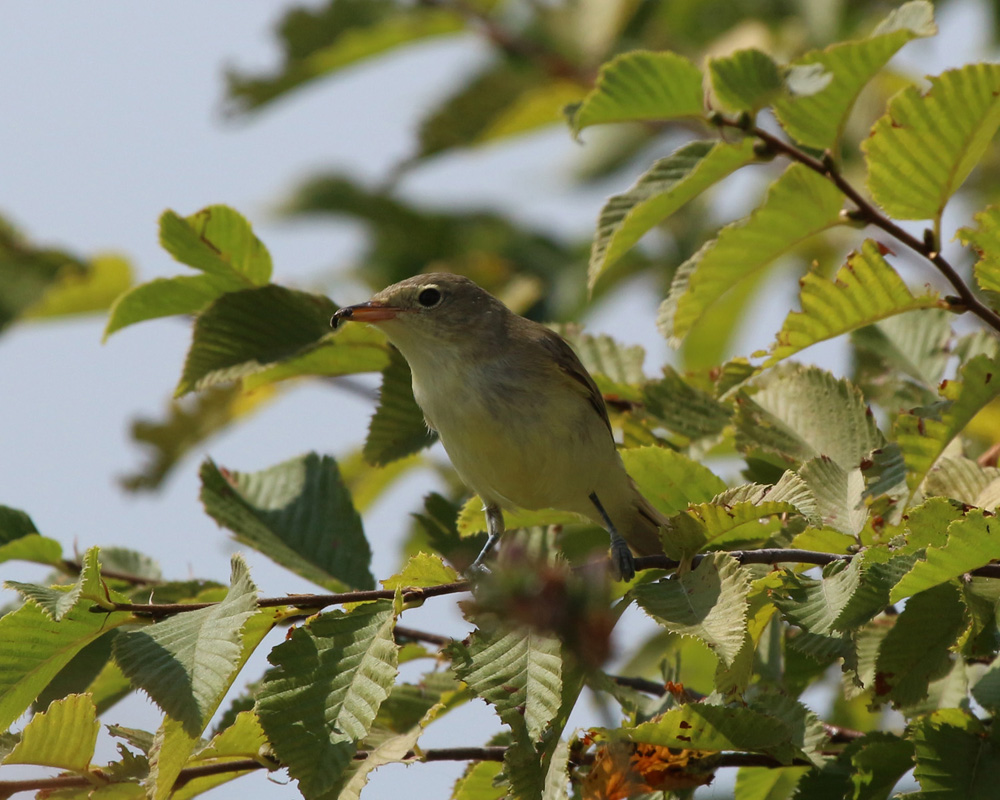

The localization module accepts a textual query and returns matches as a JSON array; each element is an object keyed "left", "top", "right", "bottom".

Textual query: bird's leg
[
  {"left": 468, "top": 503, "right": 505, "bottom": 574},
  {"left": 589, "top": 491, "right": 636, "bottom": 582}
]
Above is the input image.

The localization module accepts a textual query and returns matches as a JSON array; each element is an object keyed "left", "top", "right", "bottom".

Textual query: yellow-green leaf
[
  {"left": 568, "top": 50, "right": 703, "bottom": 135},
  {"left": 864, "top": 63, "right": 1000, "bottom": 221},
  {"left": 588, "top": 138, "right": 758, "bottom": 290},
  {"left": 4, "top": 694, "right": 99, "bottom": 772},
  {"left": 658, "top": 163, "right": 844, "bottom": 346},
  {"left": 765, "top": 239, "right": 945, "bottom": 367},
  {"left": 773, "top": 1, "right": 936, "bottom": 150}
]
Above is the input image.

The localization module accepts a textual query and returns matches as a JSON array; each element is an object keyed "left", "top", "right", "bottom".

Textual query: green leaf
[
  {"left": 852, "top": 308, "right": 952, "bottom": 410},
  {"left": 159, "top": 206, "right": 272, "bottom": 284},
  {"left": 957, "top": 204, "right": 1000, "bottom": 299},
  {"left": 588, "top": 138, "right": 758, "bottom": 289},
  {"left": 121, "top": 383, "right": 278, "bottom": 492},
  {"left": 873, "top": 582, "right": 965, "bottom": 707},
  {"left": 735, "top": 365, "right": 883, "bottom": 470},
  {"left": 453, "top": 759, "right": 505, "bottom": 800},
  {"left": 568, "top": 50, "right": 704, "bottom": 135},
  {"left": 104, "top": 274, "right": 240, "bottom": 339},
  {"left": 633, "top": 553, "right": 751, "bottom": 668},
  {"left": 623, "top": 702, "right": 805, "bottom": 764},
  {"left": 642, "top": 366, "right": 733, "bottom": 441},
  {"left": 255, "top": 599, "right": 399, "bottom": 800},
  {"left": 145, "top": 607, "right": 277, "bottom": 800},
  {"left": 341, "top": 682, "right": 462, "bottom": 800},
  {"left": 3, "top": 694, "right": 99, "bottom": 772},
  {"left": 417, "top": 62, "right": 582, "bottom": 159},
  {"left": 890, "top": 510, "right": 1000, "bottom": 601},
  {"left": 363, "top": 345, "right": 437, "bottom": 466},
  {"left": 912, "top": 709, "right": 1000, "bottom": 797},
  {"left": 765, "top": 240, "right": 944, "bottom": 367},
  {"left": 894, "top": 353, "right": 1000, "bottom": 492},
  {"left": 621, "top": 445, "right": 727, "bottom": 516},
  {"left": 657, "top": 164, "right": 845, "bottom": 346},
  {"left": 176, "top": 285, "right": 338, "bottom": 397},
  {"left": 773, "top": 1, "right": 936, "bottom": 150},
  {"left": 25, "top": 254, "right": 132, "bottom": 320},
  {"left": 864, "top": 63, "right": 1000, "bottom": 221},
  {"left": 708, "top": 49, "right": 788, "bottom": 113},
  {"left": 0, "top": 506, "right": 62, "bottom": 566},
  {"left": 112, "top": 555, "right": 259, "bottom": 736},
  {"left": 451, "top": 625, "right": 562, "bottom": 740},
  {"left": 200, "top": 453, "right": 373, "bottom": 591},
  {"left": 0, "top": 549, "right": 132, "bottom": 730},
  {"left": 0, "top": 215, "right": 90, "bottom": 332},
  {"left": 735, "top": 766, "right": 809, "bottom": 800},
  {"left": 170, "top": 712, "right": 268, "bottom": 800},
  {"left": 226, "top": 0, "right": 462, "bottom": 112},
  {"left": 971, "top": 656, "right": 1000, "bottom": 712},
  {"left": 790, "top": 731, "right": 914, "bottom": 800},
  {"left": 799, "top": 456, "right": 867, "bottom": 536},
  {"left": 773, "top": 559, "right": 864, "bottom": 637},
  {"left": 381, "top": 552, "right": 458, "bottom": 590}
]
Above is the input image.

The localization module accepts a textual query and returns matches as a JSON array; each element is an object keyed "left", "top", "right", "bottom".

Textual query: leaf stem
[{"left": 716, "top": 117, "right": 1000, "bottom": 334}]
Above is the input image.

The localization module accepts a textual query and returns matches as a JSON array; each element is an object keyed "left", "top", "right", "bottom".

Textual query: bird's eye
[{"left": 417, "top": 287, "right": 442, "bottom": 308}]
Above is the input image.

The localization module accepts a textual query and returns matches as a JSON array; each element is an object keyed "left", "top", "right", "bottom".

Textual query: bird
[{"left": 331, "top": 272, "right": 666, "bottom": 580}]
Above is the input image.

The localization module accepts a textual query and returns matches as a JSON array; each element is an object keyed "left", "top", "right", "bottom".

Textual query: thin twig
[
  {"left": 61, "top": 559, "right": 162, "bottom": 587},
  {"left": 89, "top": 548, "right": 1000, "bottom": 618},
  {"left": 0, "top": 747, "right": 510, "bottom": 799},
  {"left": 717, "top": 117, "right": 1000, "bottom": 335}
]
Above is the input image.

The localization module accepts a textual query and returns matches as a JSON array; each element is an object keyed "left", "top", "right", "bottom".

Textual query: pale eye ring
[{"left": 417, "top": 286, "right": 442, "bottom": 308}]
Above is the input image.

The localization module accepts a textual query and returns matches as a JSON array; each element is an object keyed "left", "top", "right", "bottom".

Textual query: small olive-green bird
[{"left": 332, "top": 273, "right": 666, "bottom": 580}]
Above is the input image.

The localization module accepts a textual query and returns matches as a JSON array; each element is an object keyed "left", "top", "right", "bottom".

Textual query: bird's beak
[{"left": 331, "top": 301, "right": 402, "bottom": 329}]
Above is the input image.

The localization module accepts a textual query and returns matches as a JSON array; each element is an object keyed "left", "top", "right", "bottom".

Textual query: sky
[{"left": 0, "top": 1, "right": 994, "bottom": 798}]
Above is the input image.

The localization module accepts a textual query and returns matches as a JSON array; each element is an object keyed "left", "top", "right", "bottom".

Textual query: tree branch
[
  {"left": 0, "top": 747, "right": 510, "bottom": 798},
  {"left": 715, "top": 115, "right": 1000, "bottom": 335},
  {"left": 89, "top": 547, "right": 1000, "bottom": 618}
]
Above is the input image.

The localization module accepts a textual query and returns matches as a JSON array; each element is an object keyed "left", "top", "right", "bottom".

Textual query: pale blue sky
[{"left": 0, "top": 1, "right": 993, "bottom": 798}]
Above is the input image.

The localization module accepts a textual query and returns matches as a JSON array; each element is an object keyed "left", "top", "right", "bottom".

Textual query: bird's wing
[{"left": 531, "top": 326, "right": 614, "bottom": 437}]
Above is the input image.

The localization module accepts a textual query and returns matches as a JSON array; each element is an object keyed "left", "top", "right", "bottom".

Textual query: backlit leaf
[
  {"left": 894, "top": 353, "right": 1000, "bottom": 492},
  {"left": 864, "top": 63, "right": 1000, "bottom": 221},
  {"left": 588, "top": 139, "right": 758, "bottom": 289},
  {"left": 773, "top": 1, "right": 936, "bottom": 150},
  {"left": 3, "top": 694, "right": 99, "bottom": 772},
  {"left": 658, "top": 164, "right": 845, "bottom": 346},
  {"left": 890, "top": 510, "right": 1000, "bottom": 601},
  {"left": 765, "top": 240, "right": 944, "bottom": 367},
  {"left": 568, "top": 50, "right": 704, "bottom": 135}
]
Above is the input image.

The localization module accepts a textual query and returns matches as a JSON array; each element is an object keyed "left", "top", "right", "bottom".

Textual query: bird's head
[{"left": 332, "top": 272, "right": 506, "bottom": 353}]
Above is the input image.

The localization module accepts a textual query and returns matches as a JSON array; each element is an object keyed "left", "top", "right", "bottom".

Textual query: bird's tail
[{"left": 623, "top": 478, "right": 668, "bottom": 556}]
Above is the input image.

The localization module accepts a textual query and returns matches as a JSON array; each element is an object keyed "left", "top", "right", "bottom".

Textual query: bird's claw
[
  {"left": 611, "top": 539, "right": 636, "bottom": 582},
  {"left": 465, "top": 562, "right": 492, "bottom": 580}
]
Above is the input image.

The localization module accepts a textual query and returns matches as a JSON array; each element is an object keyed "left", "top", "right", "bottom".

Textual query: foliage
[{"left": 5, "top": 1, "right": 1000, "bottom": 799}]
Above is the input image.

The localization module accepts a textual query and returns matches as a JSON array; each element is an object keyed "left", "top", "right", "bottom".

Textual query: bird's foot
[
  {"left": 610, "top": 538, "right": 636, "bottom": 582},
  {"left": 464, "top": 562, "right": 492, "bottom": 580}
]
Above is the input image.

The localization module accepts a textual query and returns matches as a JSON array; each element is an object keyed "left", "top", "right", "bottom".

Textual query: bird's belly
[{"left": 417, "top": 378, "right": 615, "bottom": 515}]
